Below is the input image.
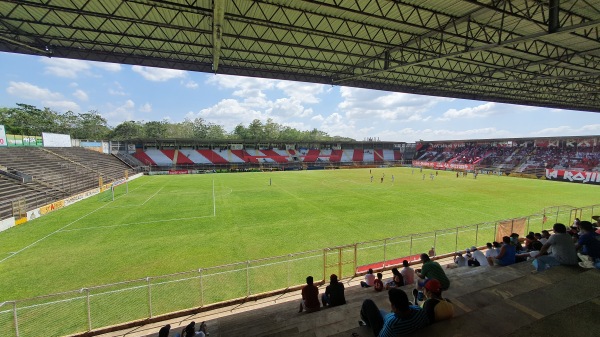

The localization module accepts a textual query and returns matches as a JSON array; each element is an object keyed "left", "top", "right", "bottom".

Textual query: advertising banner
[
  {"left": 0, "top": 124, "right": 6, "bottom": 146},
  {"left": 42, "top": 132, "right": 72, "bottom": 147},
  {"left": 412, "top": 160, "right": 474, "bottom": 171},
  {"left": 545, "top": 169, "right": 600, "bottom": 185}
]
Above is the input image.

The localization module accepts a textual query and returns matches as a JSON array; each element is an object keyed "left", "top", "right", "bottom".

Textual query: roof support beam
[
  {"left": 549, "top": 0, "right": 560, "bottom": 33},
  {"left": 212, "top": 0, "right": 226, "bottom": 73}
]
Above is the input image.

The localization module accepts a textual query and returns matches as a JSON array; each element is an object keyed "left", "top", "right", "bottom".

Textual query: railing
[{"left": 0, "top": 204, "right": 597, "bottom": 337}]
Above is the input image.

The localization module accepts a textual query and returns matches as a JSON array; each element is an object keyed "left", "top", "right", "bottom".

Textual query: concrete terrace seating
[
  {"left": 94, "top": 258, "right": 600, "bottom": 337},
  {"left": 0, "top": 175, "right": 57, "bottom": 219}
]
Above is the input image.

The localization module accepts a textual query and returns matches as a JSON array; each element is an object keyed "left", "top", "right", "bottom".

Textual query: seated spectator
[
  {"left": 180, "top": 321, "right": 208, "bottom": 337},
  {"left": 510, "top": 233, "right": 524, "bottom": 251},
  {"left": 421, "top": 279, "right": 454, "bottom": 322},
  {"left": 385, "top": 268, "right": 403, "bottom": 289},
  {"left": 361, "top": 268, "right": 376, "bottom": 288},
  {"left": 485, "top": 242, "right": 499, "bottom": 266},
  {"left": 428, "top": 246, "right": 436, "bottom": 257},
  {"left": 299, "top": 276, "right": 320, "bottom": 313},
  {"left": 516, "top": 241, "right": 544, "bottom": 261},
  {"left": 374, "top": 272, "right": 384, "bottom": 292},
  {"left": 400, "top": 260, "right": 415, "bottom": 285},
  {"left": 495, "top": 236, "right": 516, "bottom": 266},
  {"left": 359, "top": 288, "right": 429, "bottom": 336},
  {"left": 454, "top": 252, "right": 467, "bottom": 268},
  {"left": 575, "top": 221, "right": 600, "bottom": 269},
  {"left": 322, "top": 274, "right": 346, "bottom": 307},
  {"left": 533, "top": 223, "right": 578, "bottom": 273},
  {"left": 470, "top": 246, "right": 489, "bottom": 266},
  {"left": 158, "top": 325, "right": 171, "bottom": 337},
  {"left": 415, "top": 253, "right": 450, "bottom": 301}
]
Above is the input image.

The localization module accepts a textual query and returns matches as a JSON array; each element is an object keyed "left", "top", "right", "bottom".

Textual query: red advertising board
[
  {"left": 168, "top": 170, "right": 189, "bottom": 175},
  {"left": 545, "top": 169, "right": 600, "bottom": 185}
]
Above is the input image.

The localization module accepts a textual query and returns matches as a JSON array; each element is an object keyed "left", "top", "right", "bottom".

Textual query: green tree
[
  {"left": 233, "top": 123, "right": 248, "bottom": 140},
  {"left": 144, "top": 120, "right": 168, "bottom": 138},
  {"left": 75, "top": 111, "right": 110, "bottom": 139},
  {"left": 247, "top": 119, "right": 264, "bottom": 140},
  {"left": 111, "top": 121, "right": 144, "bottom": 140}
]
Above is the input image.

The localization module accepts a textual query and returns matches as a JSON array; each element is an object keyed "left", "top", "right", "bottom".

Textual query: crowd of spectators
[{"left": 415, "top": 142, "right": 600, "bottom": 172}]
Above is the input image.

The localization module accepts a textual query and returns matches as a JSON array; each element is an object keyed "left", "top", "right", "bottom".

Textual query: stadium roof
[{"left": 2, "top": 1, "right": 600, "bottom": 112}]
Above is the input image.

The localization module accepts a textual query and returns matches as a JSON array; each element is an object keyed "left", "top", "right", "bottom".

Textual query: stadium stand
[
  {"left": 0, "top": 147, "right": 133, "bottom": 220},
  {"left": 92, "top": 255, "right": 599, "bottom": 337}
]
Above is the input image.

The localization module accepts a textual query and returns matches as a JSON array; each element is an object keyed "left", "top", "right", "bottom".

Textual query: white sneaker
[{"left": 579, "top": 261, "right": 595, "bottom": 269}]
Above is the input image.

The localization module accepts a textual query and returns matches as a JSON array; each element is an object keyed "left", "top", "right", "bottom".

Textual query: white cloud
[
  {"left": 338, "top": 87, "right": 443, "bottom": 122},
  {"left": 108, "top": 82, "right": 127, "bottom": 96},
  {"left": 275, "top": 81, "right": 325, "bottom": 104},
  {"left": 437, "top": 102, "right": 497, "bottom": 121},
  {"left": 532, "top": 124, "right": 600, "bottom": 137},
  {"left": 139, "top": 103, "right": 152, "bottom": 113},
  {"left": 132, "top": 66, "right": 186, "bottom": 81},
  {"left": 383, "top": 127, "right": 513, "bottom": 142},
  {"left": 183, "top": 80, "right": 199, "bottom": 89},
  {"left": 7, "top": 81, "right": 62, "bottom": 100},
  {"left": 40, "top": 58, "right": 121, "bottom": 79},
  {"left": 44, "top": 100, "right": 81, "bottom": 112},
  {"left": 206, "top": 75, "right": 276, "bottom": 98},
  {"left": 94, "top": 62, "right": 121, "bottom": 72},
  {"left": 105, "top": 99, "right": 136, "bottom": 123},
  {"left": 73, "top": 89, "right": 88, "bottom": 101}
]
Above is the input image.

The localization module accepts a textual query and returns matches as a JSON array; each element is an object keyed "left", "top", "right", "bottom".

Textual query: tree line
[{"left": 0, "top": 103, "right": 354, "bottom": 142}]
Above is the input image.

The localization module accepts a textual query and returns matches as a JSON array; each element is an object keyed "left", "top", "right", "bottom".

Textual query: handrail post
[
  {"left": 409, "top": 235, "right": 413, "bottom": 256},
  {"left": 475, "top": 225, "right": 479, "bottom": 246},
  {"left": 287, "top": 254, "right": 292, "bottom": 288},
  {"left": 246, "top": 261, "right": 250, "bottom": 297},
  {"left": 383, "top": 239, "right": 387, "bottom": 268},
  {"left": 433, "top": 231, "right": 438, "bottom": 254},
  {"left": 353, "top": 244, "right": 358, "bottom": 277},
  {"left": 455, "top": 227, "right": 459, "bottom": 252},
  {"left": 13, "top": 301, "right": 19, "bottom": 337},
  {"left": 146, "top": 277, "right": 152, "bottom": 318},
  {"left": 85, "top": 288, "right": 92, "bottom": 331},
  {"left": 199, "top": 268, "right": 204, "bottom": 307}
]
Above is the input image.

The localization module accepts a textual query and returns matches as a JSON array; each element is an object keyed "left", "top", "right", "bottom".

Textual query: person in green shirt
[{"left": 414, "top": 253, "right": 450, "bottom": 303}]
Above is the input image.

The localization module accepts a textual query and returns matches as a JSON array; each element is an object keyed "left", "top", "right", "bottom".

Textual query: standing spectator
[
  {"left": 322, "top": 274, "right": 346, "bottom": 307},
  {"left": 533, "top": 223, "right": 578, "bottom": 273},
  {"left": 359, "top": 288, "right": 429, "bottom": 337},
  {"left": 374, "top": 273, "right": 384, "bottom": 292},
  {"left": 470, "top": 246, "right": 489, "bottom": 266},
  {"left": 361, "top": 269, "right": 376, "bottom": 288},
  {"left": 495, "top": 236, "right": 516, "bottom": 266},
  {"left": 400, "top": 260, "right": 415, "bottom": 286},
  {"left": 299, "top": 276, "right": 320, "bottom": 313}
]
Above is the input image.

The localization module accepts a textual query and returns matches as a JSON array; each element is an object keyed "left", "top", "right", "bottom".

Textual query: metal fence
[{"left": 1, "top": 204, "right": 597, "bottom": 337}]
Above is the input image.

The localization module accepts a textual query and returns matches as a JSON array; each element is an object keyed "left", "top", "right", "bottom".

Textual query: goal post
[{"left": 98, "top": 178, "right": 128, "bottom": 202}]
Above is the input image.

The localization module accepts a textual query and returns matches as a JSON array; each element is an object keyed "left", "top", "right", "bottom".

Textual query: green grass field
[{"left": 0, "top": 167, "right": 597, "bottom": 302}]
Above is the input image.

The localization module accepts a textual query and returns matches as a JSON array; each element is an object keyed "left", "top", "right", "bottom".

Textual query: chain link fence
[{"left": 1, "top": 204, "right": 597, "bottom": 336}]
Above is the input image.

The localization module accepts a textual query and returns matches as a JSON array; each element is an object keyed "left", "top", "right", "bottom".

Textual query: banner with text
[
  {"left": 412, "top": 160, "right": 474, "bottom": 171},
  {"left": 545, "top": 169, "right": 600, "bottom": 185}
]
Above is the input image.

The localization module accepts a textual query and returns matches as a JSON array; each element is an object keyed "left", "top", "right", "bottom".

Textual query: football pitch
[{"left": 0, "top": 167, "right": 597, "bottom": 301}]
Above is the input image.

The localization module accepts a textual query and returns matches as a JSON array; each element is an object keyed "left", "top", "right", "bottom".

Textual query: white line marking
[
  {"left": 213, "top": 179, "right": 216, "bottom": 217},
  {"left": 59, "top": 214, "right": 216, "bottom": 232}
]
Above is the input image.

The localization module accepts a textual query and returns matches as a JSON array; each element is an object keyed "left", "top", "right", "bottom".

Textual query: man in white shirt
[
  {"left": 470, "top": 246, "right": 489, "bottom": 266},
  {"left": 485, "top": 242, "right": 499, "bottom": 266}
]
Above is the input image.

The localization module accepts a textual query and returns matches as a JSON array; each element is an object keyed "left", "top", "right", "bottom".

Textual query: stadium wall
[{"left": 545, "top": 169, "right": 600, "bottom": 185}]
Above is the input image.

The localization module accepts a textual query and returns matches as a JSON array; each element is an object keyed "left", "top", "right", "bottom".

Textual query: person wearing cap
[
  {"left": 422, "top": 279, "right": 454, "bottom": 322},
  {"left": 359, "top": 288, "right": 429, "bottom": 337},
  {"left": 470, "top": 246, "right": 489, "bottom": 266},
  {"left": 321, "top": 274, "right": 346, "bottom": 308}
]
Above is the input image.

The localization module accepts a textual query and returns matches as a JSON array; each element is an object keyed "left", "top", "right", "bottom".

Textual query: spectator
[
  {"left": 485, "top": 242, "right": 499, "bottom": 266},
  {"left": 428, "top": 246, "right": 436, "bottom": 257},
  {"left": 299, "top": 276, "right": 320, "bottom": 313},
  {"left": 575, "top": 221, "right": 600, "bottom": 269},
  {"left": 421, "top": 279, "right": 454, "bottom": 322},
  {"left": 516, "top": 241, "right": 544, "bottom": 261},
  {"left": 374, "top": 273, "right": 384, "bottom": 292},
  {"left": 361, "top": 268, "right": 376, "bottom": 288},
  {"left": 470, "top": 246, "right": 489, "bottom": 266},
  {"left": 400, "top": 260, "right": 415, "bottom": 286},
  {"left": 359, "top": 288, "right": 429, "bottom": 336},
  {"left": 158, "top": 325, "right": 171, "bottom": 337},
  {"left": 385, "top": 268, "right": 404, "bottom": 289},
  {"left": 533, "top": 223, "right": 578, "bottom": 273},
  {"left": 453, "top": 252, "right": 467, "bottom": 268},
  {"left": 322, "top": 274, "right": 346, "bottom": 307},
  {"left": 181, "top": 321, "right": 207, "bottom": 337},
  {"left": 415, "top": 253, "right": 450, "bottom": 302},
  {"left": 495, "top": 236, "right": 516, "bottom": 266}
]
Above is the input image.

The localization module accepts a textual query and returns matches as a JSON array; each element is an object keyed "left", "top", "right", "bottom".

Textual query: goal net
[{"left": 98, "top": 178, "right": 128, "bottom": 202}]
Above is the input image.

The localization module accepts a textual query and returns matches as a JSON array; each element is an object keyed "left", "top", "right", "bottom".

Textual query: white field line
[
  {"left": 213, "top": 179, "right": 216, "bottom": 216},
  {"left": 0, "top": 197, "right": 116, "bottom": 264},
  {"left": 59, "top": 214, "right": 216, "bottom": 232}
]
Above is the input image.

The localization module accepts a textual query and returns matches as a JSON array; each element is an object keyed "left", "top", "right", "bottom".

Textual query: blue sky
[{"left": 1, "top": 52, "right": 599, "bottom": 143}]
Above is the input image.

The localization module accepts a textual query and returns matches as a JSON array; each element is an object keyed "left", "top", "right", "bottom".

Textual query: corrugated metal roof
[{"left": 1, "top": 0, "right": 600, "bottom": 112}]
